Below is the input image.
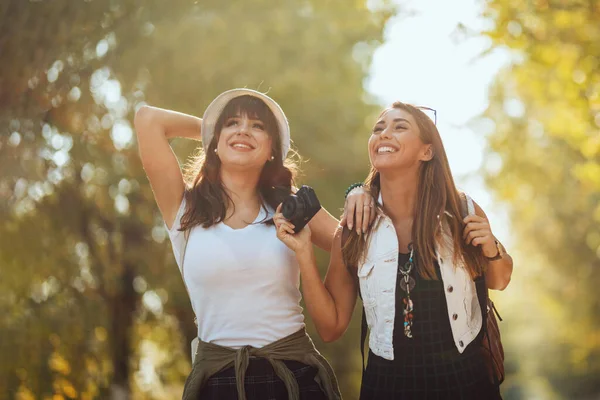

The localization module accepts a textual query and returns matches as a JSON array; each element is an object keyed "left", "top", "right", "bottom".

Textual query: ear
[{"left": 420, "top": 144, "right": 434, "bottom": 162}]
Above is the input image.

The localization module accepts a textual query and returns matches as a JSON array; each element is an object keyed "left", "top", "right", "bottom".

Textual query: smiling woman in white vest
[
  {"left": 274, "top": 102, "right": 513, "bottom": 399},
  {"left": 134, "top": 89, "right": 373, "bottom": 400}
]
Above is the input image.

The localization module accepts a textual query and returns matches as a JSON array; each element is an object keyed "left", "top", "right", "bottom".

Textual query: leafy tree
[
  {"left": 480, "top": 1, "right": 600, "bottom": 398},
  {"left": 0, "top": 0, "right": 394, "bottom": 398}
]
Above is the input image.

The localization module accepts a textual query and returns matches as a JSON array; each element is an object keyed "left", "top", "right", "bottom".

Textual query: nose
[
  {"left": 237, "top": 118, "right": 250, "bottom": 136},
  {"left": 380, "top": 126, "right": 393, "bottom": 140}
]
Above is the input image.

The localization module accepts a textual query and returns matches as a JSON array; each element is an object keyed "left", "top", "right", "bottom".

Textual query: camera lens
[{"left": 281, "top": 195, "right": 305, "bottom": 220}]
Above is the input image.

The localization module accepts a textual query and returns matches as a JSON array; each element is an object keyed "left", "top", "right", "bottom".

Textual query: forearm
[
  {"left": 135, "top": 105, "right": 202, "bottom": 140},
  {"left": 295, "top": 249, "right": 342, "bottom": 341},
  {"left": 486, "top": 253, "right": 513, "bottom": 290},
  {"left": 308, "top": 208, "right": 339, "bottom": 252}
]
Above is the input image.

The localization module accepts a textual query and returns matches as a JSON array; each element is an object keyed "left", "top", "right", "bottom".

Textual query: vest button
[
  {"left": 447, "top": 285, "right": 454, "bottom": 293},
  {"left": 452, "top": 313, "right": 458, "bottom": 320}
]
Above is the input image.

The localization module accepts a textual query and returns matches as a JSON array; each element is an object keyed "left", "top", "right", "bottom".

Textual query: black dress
[{"left": 359, "top": 253, "right": 502, "bottom": 400}]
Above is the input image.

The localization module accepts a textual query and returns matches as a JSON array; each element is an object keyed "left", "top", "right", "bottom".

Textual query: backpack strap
[
  {"left": 459, "top": 191, "right": 475, "bottom": 218},
  {"left": 459, "top": 192, "right": 505, "bottom": 386}
]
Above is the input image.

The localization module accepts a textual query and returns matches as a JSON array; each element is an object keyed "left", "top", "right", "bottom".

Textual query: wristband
[{"left": 344, "top": 183, "right": 364, "bottom": 199}]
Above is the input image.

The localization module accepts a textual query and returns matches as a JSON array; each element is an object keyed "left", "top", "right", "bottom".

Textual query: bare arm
[
  {"left": 463, "top": 201, "right": 513, "bottom": 291},
  {"left": 134, "top": 106, "right": 202, "bottom": 228},
  {"left": 274, "top": 208, "right": 358, "bottom": 342},
  {"left": 320, "top": 228, "right": 359, "bottom": 341},
  {"left": 308, "top": 188, "right": 375, "bottom": 252},
  {"left": 307, "top": 208, "right": 338, "bottom": 252}
]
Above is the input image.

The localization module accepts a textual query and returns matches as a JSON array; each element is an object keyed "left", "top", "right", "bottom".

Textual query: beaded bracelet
[{"left": 344, "top": 182, "right": 364, "bottom": 199}]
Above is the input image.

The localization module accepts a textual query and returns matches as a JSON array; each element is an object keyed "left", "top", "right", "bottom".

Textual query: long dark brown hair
[
  {"left": 179, "top": 95, "right": 298, "bottom": 231},
  {"left": 342, "top": 102, "right": 486, "bottom": 279}
]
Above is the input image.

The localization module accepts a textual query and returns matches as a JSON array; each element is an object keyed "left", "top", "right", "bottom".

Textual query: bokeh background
[{"left": 1, "top": 0, "right": 599, "bottom": 399}]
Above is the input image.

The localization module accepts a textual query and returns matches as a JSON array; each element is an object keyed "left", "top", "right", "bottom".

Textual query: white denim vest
[{"left": 357, "top": 194, "right": 482, "bottom": 360}]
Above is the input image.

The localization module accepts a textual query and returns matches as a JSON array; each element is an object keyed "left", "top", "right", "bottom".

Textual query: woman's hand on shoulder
[{"left": 341, "top": 185, "right": 376, "bottom": 235}]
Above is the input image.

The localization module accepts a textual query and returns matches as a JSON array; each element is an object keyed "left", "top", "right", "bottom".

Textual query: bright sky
[{"left": 368, "top": 0, "right": 513, "bottom": 242}]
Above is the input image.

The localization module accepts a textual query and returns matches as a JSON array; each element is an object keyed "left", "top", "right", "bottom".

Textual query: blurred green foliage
[
  {"left": 481, "top": 0, "right": 600, "bottom": 398},
  {"left": 0, "top": 0, "right": 393, "bottom": 398},
  {"left": 3, "top": 0, "right": 600, "bottom": 399}
]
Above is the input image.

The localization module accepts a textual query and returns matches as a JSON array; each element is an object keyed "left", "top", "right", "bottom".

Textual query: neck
[
  {"left": 220, "top": 166, "right": 262, "bottom": 209},
  {"left": 379, "top": 167, "right": 420, "bottom": 221}
]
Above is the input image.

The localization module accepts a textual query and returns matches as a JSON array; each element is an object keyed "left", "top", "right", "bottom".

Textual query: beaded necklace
[{"left": 399, "top": 243, "right": 416, "bottom": 338}]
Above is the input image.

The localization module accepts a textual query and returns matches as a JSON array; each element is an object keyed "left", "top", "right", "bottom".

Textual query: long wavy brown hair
[
  {"left": 342, "top": 102, "right": 486, "bottom": 279},
  {"left": 179, "top": 95, "right": 298, "bottom": 231}
]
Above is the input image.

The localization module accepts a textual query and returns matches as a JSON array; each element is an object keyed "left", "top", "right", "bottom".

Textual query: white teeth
[
  {"left": 377, "top": 146, "right": 396, "bottom": 154},
  {"left": 232, "top": 143, "right": 252, "bottom": 149}
]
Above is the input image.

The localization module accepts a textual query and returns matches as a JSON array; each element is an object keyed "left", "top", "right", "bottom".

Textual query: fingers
[
  {"left": 345, "top": 197, "right": 356, "bottom": 230},
  {"left": 354, "top": 198, "right": 364, "bottom": 235},
  {"left": 463, "top": 215, "right": 486, "bottom": 224},
  {"left": 361, "top": 203, "right": 371, "bottom": 234},
  {"left": 462, "top": 221, "right": 488, "bottom": 240},
  {"left": 462, "top": 216, "right": 495, "bottom": 248},
  {"left": 273, "top": 212, "right": 295, "bottom": 232},
  {"left": 369, "top": 204, "right": 376, "bottom": 224},
  {"left": 277, "top": 220, "right": 296, "bottom": 238},
  {"left": 273, "top": 213, "right": 285, "bottom": 227},
  {"left": 357, "top": 192, "right": 375, "bottom": 233},
  {"left": 471, "top": 235, "right": 494, "bottom": 247},
  {"left": 276, "top": 203, "right": 282, "bottom": 213},
  {"left": 340, "top": 211, "right": 347, "bottom": 227},
  {"left": 465, "top": 229, "right": 487, "bottom": 245}
]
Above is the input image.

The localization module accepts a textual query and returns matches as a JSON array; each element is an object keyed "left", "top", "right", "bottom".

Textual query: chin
[
  {"left": 372, "top": 159, "right": 401, "bottom": 171},
  {"left": 221, "top": 156, "right": 265, "bottom": 171}
]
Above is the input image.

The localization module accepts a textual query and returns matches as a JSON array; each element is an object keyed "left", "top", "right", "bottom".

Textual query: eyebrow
[{"left": 376, "top": 118, "right": 411, "bottom": 125}]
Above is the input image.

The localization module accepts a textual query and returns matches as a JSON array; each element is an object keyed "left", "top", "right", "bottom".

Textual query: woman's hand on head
[
  {"left": 274, "top": 204, "right": 312, "bottom": 254},
  {"left": 340, "top": 185, "right": 376, "bottom": 235}
]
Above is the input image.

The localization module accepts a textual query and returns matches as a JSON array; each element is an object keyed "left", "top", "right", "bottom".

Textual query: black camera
[{"left": 281, "top": 185, "right": 322, "bottom": 233}]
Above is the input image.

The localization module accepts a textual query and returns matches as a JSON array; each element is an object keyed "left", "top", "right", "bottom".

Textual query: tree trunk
[{"left": 109, "top": 263, "right": 137, "bottom": 400}]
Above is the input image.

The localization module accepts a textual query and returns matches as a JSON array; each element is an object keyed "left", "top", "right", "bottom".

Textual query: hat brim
[{"left": 201, "top": 89, "right": 291, "bottom": 160}]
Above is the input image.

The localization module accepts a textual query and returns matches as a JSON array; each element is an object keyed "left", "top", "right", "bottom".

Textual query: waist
[
  {"left": 208, "top": 357, "right": 315, "bottom": 379},
  {"left": 185, "top": 328, "right": 340, "bottom": 400},
  {"left": 196, "top": 315, "right": 305, "bottom": 349},
  {"left": 195, "top": 327, "right": 313, "bottom": 360}
]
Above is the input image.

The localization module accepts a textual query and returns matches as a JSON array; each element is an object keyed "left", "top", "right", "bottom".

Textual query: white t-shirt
[{"left": 166, "top": 198, "right": 305, "bottom": 349}]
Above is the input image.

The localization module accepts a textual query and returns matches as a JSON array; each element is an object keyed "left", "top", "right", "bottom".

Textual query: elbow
[
  {"left": 497, "top": 275, "right": 511, "bottom": 291},
  {"left": 488, "top": 257, "right": 513, "bottom": 291},
  {"left": 317, "top": 327, "right": 343, "bottom": 343},
  {"left": 498, "top": 263, "right": 513, "bottom": 290},
  {"left": 490, "top": 274, "right": 511, "bottom": 291},
  {"left": 134, "top": 105, "right": 155, "bottom": 130},
  {"left": 320, "top": 333, "right": 341, "bottom": 343}
]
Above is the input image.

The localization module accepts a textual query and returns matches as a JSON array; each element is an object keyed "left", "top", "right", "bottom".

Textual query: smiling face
[
  {"left": 213, "top": 95, "right": 280, "bottom": 170},
  {"left": 368, "top": 107, "right": 433, "bottom": 172}
]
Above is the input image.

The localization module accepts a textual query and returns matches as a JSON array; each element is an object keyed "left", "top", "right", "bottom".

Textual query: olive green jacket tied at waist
[{"left": 182, "top": 328, "right": 341, "bottom": 400}]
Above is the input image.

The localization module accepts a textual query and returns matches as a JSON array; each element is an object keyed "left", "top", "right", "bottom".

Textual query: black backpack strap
[{"left": 460, "top": 192, "right": 504, "bottom": 386}]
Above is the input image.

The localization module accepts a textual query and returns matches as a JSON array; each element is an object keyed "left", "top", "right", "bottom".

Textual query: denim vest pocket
[
  {"left": 358, "top": 262, "right": 378, "bottom": 329},
  {"left": 357, "top": 262, "right": 375, "bottom": 278}
]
